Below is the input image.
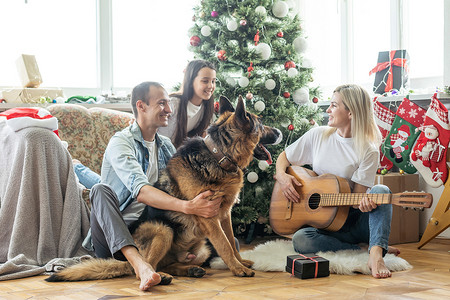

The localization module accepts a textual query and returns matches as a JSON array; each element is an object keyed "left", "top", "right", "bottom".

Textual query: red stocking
[
  {"left": 373, "top": 98, "right": 395, "bottom": 171},
  {"left": 411, "top": 94, "right": 450, "bottom": 187}
]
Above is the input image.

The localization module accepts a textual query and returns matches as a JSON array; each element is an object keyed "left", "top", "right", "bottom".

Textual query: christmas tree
[{"left": 188, "top": 0, "right": 323, "bottom": 238}]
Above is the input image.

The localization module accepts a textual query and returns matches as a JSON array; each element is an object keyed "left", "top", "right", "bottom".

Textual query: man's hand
[
  {"left": 274, "top": 172, "right": 302, "bottom": 203},
  {"left": 355, "top": 196, "right": 378, "bottom": 212},
  {"left": 186, "top": 190, "right": 222, "bottom": 218}
]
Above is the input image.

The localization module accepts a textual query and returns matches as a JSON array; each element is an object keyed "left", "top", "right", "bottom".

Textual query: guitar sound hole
[{"left": 309, "top": 193, "right": 320, "bottom": 210}]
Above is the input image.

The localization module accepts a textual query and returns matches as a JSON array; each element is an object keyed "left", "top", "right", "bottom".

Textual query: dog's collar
[{"left": 203, "top": 135, "right": 239, "bottom": 173}]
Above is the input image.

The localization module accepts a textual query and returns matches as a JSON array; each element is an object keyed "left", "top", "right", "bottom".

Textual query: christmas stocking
[
  {"left": 382, "top": 97, "right": 426, "bottom": 173},
  {"left": 373, "top": 98, "right": 395, "bottom": 171},
  {"left": 410, "top": 94, "right": 450, "bottom": 187}
]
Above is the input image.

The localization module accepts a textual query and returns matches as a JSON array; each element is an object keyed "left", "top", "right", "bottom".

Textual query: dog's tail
[{"left": 46, "top": 258, "right": 134, "bottom": 282}]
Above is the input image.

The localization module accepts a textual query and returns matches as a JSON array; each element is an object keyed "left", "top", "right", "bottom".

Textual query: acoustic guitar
[{"left": 270, "top": 166, "right": 433, "bottom": 237}]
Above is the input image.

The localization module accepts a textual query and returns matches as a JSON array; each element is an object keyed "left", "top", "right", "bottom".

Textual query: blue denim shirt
[
  {"left": 101, "top": 121, "right": 176, "bottom": 211},
  {"left": 81, "top": 121, "right": 175, "bottom": 251}
]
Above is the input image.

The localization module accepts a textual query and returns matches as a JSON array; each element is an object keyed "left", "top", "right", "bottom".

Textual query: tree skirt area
[{"left": 210, "top": 239, "right": 412, "bottom": 275}]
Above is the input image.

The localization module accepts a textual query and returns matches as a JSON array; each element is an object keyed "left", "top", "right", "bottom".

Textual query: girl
[{"left": 159, "top": 60, "right": 216, "bottom": 148}]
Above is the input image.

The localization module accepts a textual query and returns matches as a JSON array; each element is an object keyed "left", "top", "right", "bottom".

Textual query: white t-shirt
[
  {"left": 158, "top": 96, "right": 205, "bottom": 141},
  {"left": 122, "top": 139, "right": 158, "bottom": 225},
  {"left": 285, "top": 126, "right": 379, "bottom": 190}
]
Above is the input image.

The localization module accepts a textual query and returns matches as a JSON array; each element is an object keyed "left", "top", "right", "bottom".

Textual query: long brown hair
[{"left": 170, "top": 60, "right": 216, "bottom": 148}]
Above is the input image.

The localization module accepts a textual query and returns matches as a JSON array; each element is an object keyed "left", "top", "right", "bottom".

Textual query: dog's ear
[
  {"left": 235, "top": 95, "right": 250, "bottom": 128},
  {"left": 219, "top": 96, "right": 235, "bottom": 114}
]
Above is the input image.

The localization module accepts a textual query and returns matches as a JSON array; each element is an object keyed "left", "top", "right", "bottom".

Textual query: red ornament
[
  {"left": 190, "top": 36, "right": 201, "bottom": 46},
  {"left": 277, "top": 31, "right": 284, "bottom": 38},
  {"left": 247, "top": 62, "right": 254, "bottom": 77},
  {"left": 288, "top": 124, "right": 294, "bottom": 131},
  {"left": 312, "top": 97, "right": 319, "bottom": 103},
  {"left": 214, "top": 101, "right": 220, "bottom": 114},
  {"left": 240, "top": 19, "right": 247, "bottom": 26},
  {"left": 246, "top": 92, "right": 253, "bottom": 100},
  {"left": 211, "top": 11, "right": 218, "bottom": 17},
  {"left": 254, "top": 30, "right": 260, "bottom": 46},
  {"left": 284, "top": 61, "right": 296, "bottom": 70},
  {"left": 217, "top": 50, "right": 227, "bottom": 61},
  {"left": 283, "top": 92, "right": 290, "bottom": 98}
]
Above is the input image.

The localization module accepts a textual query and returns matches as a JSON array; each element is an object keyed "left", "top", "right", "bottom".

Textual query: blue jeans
[
  {"left": 292, "top": 184, "right": 392, "bottom": 256},
  {"left": 74, "top": 163, "right": 101, "bottom": 189}
]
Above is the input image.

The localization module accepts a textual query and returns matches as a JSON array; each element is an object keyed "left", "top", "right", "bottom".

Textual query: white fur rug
[{"left": 210, "top": 239, "right": 412, "bottom": 275}]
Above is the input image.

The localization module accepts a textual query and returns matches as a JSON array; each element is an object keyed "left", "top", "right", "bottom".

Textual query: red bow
[
  {"left": 369, "top": 50, "right": 409, "bottom": 92},
  {"left": 291, "top": 254, "right": 319, "bottom": 278}
]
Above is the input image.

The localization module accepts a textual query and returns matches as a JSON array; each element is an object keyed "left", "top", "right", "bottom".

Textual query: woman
[
  {"left": 275, "top": 84, "right": 399, "bottom": 279},
  {"left": 158, "top": 60, "right": 216, "bottom": 148}
]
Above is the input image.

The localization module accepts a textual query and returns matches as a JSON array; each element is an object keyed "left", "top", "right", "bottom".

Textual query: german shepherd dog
[{"left": 46, "top": 95, "right": 282, "bottom": 284}]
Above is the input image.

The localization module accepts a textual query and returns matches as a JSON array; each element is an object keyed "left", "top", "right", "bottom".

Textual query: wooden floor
[{"left": 0, "top": 238, "right": 449, "bottom": 300}]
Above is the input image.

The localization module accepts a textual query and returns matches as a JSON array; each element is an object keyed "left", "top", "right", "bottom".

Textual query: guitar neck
[{"left": 320, "top": 193, "right": 392, "bottom": 206}]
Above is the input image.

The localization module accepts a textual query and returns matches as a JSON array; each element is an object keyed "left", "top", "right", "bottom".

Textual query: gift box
[
  {"left": 16, "top": 54, "right": 43, "bottom": 88},
  {"left": 0, "top": 88, "right": 64, "bottom": 103},
  {"left": 370, "top": 50, "right": 410, "bottom": 95},
  {"left": 285, "top": 254, "right": 330, "bottom": 279}
]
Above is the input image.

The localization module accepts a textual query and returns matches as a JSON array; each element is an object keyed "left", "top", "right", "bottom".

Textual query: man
[{"left": 81, "top": 82, "right": 221, "bottom": 291}]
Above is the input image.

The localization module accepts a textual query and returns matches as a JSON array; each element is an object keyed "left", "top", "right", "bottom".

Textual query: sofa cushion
[{"left": 48, "top": 104, "right": 134, "bottom": 174}]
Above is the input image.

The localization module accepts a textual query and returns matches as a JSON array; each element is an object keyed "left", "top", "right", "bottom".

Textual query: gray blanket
[{"left": 0, "top": 122, "right": 91, "bottom": 280}]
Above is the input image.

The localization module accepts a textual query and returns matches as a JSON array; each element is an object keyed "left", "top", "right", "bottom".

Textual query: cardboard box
[
  {"left": 0, "top": 88, "right": 64, "bottom": 103},
  {"left": 375, "top": 172, "right": 420, "bottom": 244},
  {"left": 16, "top": 54, "right": 43, "bottom": 88},
  {"left": 285, "top": 254, "right": 330, "bottom": 279}
]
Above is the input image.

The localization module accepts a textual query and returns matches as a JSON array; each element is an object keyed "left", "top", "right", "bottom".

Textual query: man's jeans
[{"left": 292, "top": 184, "right": 392, "bottom": 255}]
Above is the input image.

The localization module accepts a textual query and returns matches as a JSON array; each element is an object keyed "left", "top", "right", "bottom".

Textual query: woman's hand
[
  {"left": 275, "top": 172, "right": 302, "bottom": 203},
  {"left": 356, "top": 196, "right": 378, "bottom": 212}
]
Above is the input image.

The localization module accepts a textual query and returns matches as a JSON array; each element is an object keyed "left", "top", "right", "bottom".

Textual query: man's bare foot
[
  {"left": 368, "top": 246, "right": 391, "bottom": 279},
  {"left": 388, "top": 246, "right": 400, "bottom": 256},
  {"left": 136, "top": 262, "right": 161, "bottom": 291}
]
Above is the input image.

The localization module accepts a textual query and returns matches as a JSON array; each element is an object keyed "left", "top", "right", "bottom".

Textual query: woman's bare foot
[
  {"left": 388, "top": 246, "right": 400, "bottom": 256},
  {"left": 368, "top": 246, "right": 391, "bottom": 279},
  {"left": 135, "top": 262, "right": 161, "bottom": 291}
]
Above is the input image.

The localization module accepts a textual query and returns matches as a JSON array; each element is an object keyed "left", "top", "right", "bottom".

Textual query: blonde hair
[{"left": 324, "top": 84, "right": 382, "bottom": 159}]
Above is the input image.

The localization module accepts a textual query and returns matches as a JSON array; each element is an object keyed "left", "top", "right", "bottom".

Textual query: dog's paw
[
  {"left": 240, "top": 259, "right": 254, "bottom": 268},
  {"left": 187, "top": 266, "right": 206, "bottom": 278},
  {"left": 232, "top": 266, "right": 255, "bottom": 277},
  {"left": 158, "top": 272, "right": 173, "bottom": 285}
]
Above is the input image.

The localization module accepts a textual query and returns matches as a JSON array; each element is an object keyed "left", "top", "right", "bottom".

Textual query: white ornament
[
  {"left": 281, "top": 118, "right": 290, "bottom": 127},
  {"left": 258, "top": 160, "right": 269, "bottom": 171},
  {"left": 272, "top": 1, "right": 289, "bottom": 18},
  {"left": 226, "top": 77, "right": 236, "bottom": 87},
  {"left": 293, "top": 87, "right": 309, "bottom": 105},
  {"left": 265, "top": 79, "right": 276, "bottom": 90},
  {"left": 255, "top": 186, "right": 264, "bottom": 197},
  {"left": 254, "top": 100, "right": 265, "bottom": 112},
  {"left": 255, "top": 6, "right": 267, "bottom": 16},
  {"left": 293, "top": 37, "right": 308, "bottom": 53},
  {"left": 255, "top": 42, "right": 271, "bottom": 60},
  {"left": 287, "top": 68, "right": 298, "bottom": 77},
  {"left": 238, "top": 76, "right": 249, "bottom": 88},
  {"left": 227, "top": 39, "right": 238, "bottom": 47},
  {"left": 299, "top": 118, "right": 309, "bottom": 125},
  {"left": 227, "top": 19, "right": 238, "bottom": 31},
  {"left": 200, "top": 25, "right": 211, "bottom": 37},
  {"left": 247, "top": 171, "right": 259, "bottom": 183},
  {"left": 301, "top": 58, "right": 313, "bottom": 69}
]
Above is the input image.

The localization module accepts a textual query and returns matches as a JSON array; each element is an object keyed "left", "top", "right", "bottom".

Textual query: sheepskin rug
[{"left": 210, "top": 239, "right": 412, "bottom": 275}]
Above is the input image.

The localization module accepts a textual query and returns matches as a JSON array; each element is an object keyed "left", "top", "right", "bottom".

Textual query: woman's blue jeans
[{"left": 292, "top": 184, "right": 392, "bottom": 255}]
